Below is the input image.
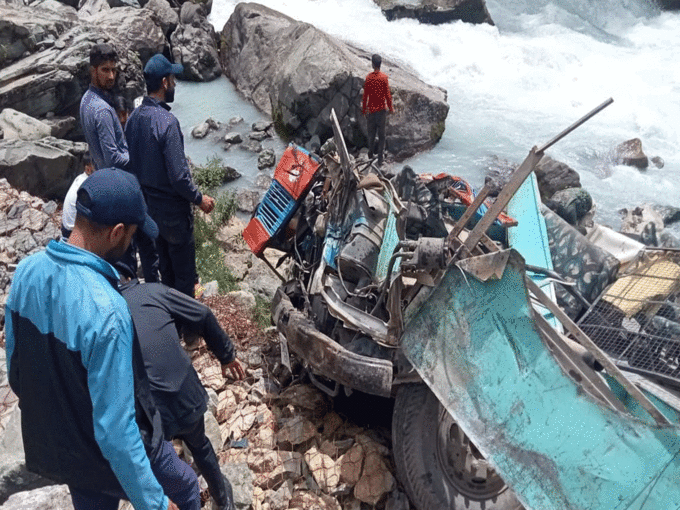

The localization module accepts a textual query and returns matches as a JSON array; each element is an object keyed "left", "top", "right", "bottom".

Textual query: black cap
[
  {"left": 371, "top": 54, "right": 382, "bottom": 69},
  {"left": 76, "top": 168, "right": 158, "bottom": 238}
]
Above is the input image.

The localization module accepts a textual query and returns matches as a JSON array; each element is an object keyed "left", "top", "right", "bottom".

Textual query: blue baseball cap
[
  {"left": 76, "top": 168, "right": 158, "bottom": 238},
  {"left": 144, "top": 54, "right": 183, "bottom": 79}
]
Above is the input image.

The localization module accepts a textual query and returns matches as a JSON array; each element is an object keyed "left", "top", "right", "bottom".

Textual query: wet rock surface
[{"left": 373, "top": 0, "right": 494, "bottom": 25}]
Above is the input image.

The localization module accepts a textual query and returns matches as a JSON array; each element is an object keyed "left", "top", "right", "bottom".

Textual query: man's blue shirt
[
  {"left": 125, "top": 96, "right": 202, "bottom": 211},
  {"left": 80, "top": 85, "right": 129, "bottom": 170}
]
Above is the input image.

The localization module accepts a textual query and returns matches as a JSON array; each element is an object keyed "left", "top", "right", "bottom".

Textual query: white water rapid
[{"left": 173, "top": 0, "right": 680, "bottom": 231}]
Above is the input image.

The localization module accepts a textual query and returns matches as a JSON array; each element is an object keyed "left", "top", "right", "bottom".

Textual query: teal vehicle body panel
[{"left": 401, "top": 250, "right": 680, "bottom": 510}]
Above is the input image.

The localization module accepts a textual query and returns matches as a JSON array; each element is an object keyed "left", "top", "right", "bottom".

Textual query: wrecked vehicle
[{"left": 243, "top": 103, "right": 680, "bottom": 510}]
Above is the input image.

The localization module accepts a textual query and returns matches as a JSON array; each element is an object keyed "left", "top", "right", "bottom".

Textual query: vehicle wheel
[{"left": 392, "top": 384, "right": 523, "bottom": 510}]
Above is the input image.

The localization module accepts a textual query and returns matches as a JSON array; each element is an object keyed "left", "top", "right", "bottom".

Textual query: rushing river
[{"left": 172, "top": 0, "right": 680, "bottom": 232}]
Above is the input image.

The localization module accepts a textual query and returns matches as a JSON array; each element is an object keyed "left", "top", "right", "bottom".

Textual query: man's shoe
[{"left": 212, "top": 476, "right": 235, "bottom": 510}]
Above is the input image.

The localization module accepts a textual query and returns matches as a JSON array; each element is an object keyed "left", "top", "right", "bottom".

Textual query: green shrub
[
  {"left": 252, "top": 295, "right": 273, "bottom": 330},
  {"left": 193, "top": 155, "right": 239, "bottom": 294},
  {"left": 193, "top": 155, "right": 228, "bottom": 192}
]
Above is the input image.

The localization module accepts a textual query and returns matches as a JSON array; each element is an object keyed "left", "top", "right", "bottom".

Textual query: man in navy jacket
[
  {"left": 125, "top": 53, "right": 215, "bottom": 298},
  {"left": 117, "top": 262, "right": 245, "bottom": 510}
]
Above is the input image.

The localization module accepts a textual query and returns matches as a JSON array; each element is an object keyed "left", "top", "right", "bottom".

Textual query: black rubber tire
[{"left": 392, "top": 384, "right": 524, "bottom": 510}]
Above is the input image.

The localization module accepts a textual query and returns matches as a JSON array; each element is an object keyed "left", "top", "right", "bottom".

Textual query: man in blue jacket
[
  {"left": 126, "top": 53, "right": 215, "bottom": 298},
  {"left": 80, "top": 43, "right": 129, "bottom": 170},
  {"left": 4, "top": 169, "right": 200, "bottom": 510},
  {"left": 117, "top": 262, "right": 245, "bottom": 510}
]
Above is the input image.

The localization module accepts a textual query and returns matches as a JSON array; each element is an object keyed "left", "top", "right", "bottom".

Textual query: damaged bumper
[{"left": 272, "top": 288, "right": 394, "bottom": 397}]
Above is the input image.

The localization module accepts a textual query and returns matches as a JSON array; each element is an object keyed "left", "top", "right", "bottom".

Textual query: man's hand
[
  {"left": 222, "top": 359, "right": 246, "bottom": 380},
  {"left": 199, "top": 195, "right": 215, "bottom": 214},
  {"left": 167, "top": 498, "right": 179, "bottom": 510}
]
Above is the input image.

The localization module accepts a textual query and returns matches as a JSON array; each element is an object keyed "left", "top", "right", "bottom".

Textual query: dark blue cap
[
  {"left": 144, "top": 54, "right": 183, "bottom": 79},
  {"left": 76, "top": 168, "right": 158, "bottom": 238}
]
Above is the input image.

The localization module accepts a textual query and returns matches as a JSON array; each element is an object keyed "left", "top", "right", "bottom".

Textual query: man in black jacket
[{"left": 117, "top": 263, "right": 245, "bottom": 510}]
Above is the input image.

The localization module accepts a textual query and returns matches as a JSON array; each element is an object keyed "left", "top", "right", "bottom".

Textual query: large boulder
[
  {"left": 144, "top": 0, "right": 179, "bottom": 37},
  {"left": 0, "top": 5, "right": 162, "bottom": 119},
  {"left": 0, "top": 4, "right": 77, "bottom": 69},
  {"left": 220, "top": 3, "right": 449, "bottom": 160},
  {"left": 170, "top": 4, "right": 222, "bottom": 81},
  {"left": 534, "top": 154, "right": 581, "bottom": 201},
  {"left": 613, "top": 138, "right": 648, "bottom": 169},
  {"left": 0, "top": 109, "right": 52, "bottom": 141},
  {"left": 85, "top": 7, "right": 166, "bottom": 65},
  {"left": 0, "top": 137, "right": 87, "bottom": 200},
  {"left": 373, "top": 0, "right": 494, "bottom": 25},
  {"left": 1, "top": 485, "right": 72, "bottom": 509}
]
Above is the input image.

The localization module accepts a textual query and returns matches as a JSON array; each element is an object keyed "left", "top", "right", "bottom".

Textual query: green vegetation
[
  {"left": 252, "top": 295, "right": 273, "bottom": 330},
  {"left": 430, "top": 120, "right": 446, "bottom": 142},
  {"left": 193, "top": 156, "right": 239, "bottom": 294}
]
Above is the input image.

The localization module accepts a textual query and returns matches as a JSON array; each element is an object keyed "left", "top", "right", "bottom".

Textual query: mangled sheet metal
[{"left": 401, "top": 249, "right": 680, "bottom": 510}]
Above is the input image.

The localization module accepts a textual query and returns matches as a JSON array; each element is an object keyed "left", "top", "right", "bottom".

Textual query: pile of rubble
[{"left": 0, "top": 180, "right": 408, "bottom": 510}]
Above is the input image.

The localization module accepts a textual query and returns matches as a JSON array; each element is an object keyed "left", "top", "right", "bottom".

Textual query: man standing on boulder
[
  {"left": 80, "top": 43, "right": 129, "bottom": 170},
  {"left": 126, "top": 53, "right": 215, "bottom": 298},
  {"left": 4, "top": 169, "right": 201, "bottom": 510},
  {"left": 361, "top": 53, "right": 394, "bottom": 166}
]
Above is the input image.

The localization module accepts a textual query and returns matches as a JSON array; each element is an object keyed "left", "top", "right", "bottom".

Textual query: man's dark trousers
[
  {"left": 176, "top": 417, "right": 230, "bottom": 507},
  {"left": 367, "top": 109, "right": 387, "bottom": 164},
  {"left": 151, "top": 204, "right": 196, "bottom": 298},
  {"left": 69, "top": 440, "right": 200, "bottom": 510}
]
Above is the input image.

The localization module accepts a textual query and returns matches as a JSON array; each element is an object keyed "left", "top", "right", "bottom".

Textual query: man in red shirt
[{"left": 361, "top": 54, "right": 394, "bottom": 165}]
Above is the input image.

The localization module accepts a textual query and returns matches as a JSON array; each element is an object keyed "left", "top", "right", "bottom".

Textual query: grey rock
[
  {"left": 220, "top": 462, "right": 253, "bottom": 510},
  {"left": 613, "top": 138, "right": 649, "bottom": 169},
  {"left": 85, "top": 8, "right": 166, "bottom": 65},
  {"left": 375, "top": 0, "right": 494, "bottom": 25},
  {"left": 226, "top": 290, "right": 256, "bottom": 312},
  {"left": 224, "top": 132, "right": 243, "bottom": 144},
  {"left": 42, "top": 200, "right": 58, "bottom": 215},
  {"left": 12, "top": 230, "right": 38, "bottom": 254},
  {"left": 7, "top": 201, "right": 29, "bottom": 220},
  {"left": 143, "top": 0, "right": 178, "bottom": 37},
  {"left": 0, "top": 137, "right": 87, "bottom": 200},
  {"left": 220, "top": 3, "right": 449, "bottom": 160},
  {"left": 544, "top": 187, "right": 593, "bottom": 227},
  {"left": 21, "top": 208, "right": 50, "bottom": 232},
  {"left": 41, "top": 116, "right": 77, "bottom": 139},
  {"left": 108, "top": 0, "right": 140, "bottom": 9},
  {"left": 0, "top": 109, "right": 52, "bottom": 141},
  {"left": 254, "top": 174, "right": 272, "bottom": 190},
  {"left": 534, "top": 154, "right": 581, "bottom": 201},
  {"left": 1, "top": 485, "right": 72, "bottom": 510},
  {"left": 265, "top": 481, "right": 292, "bottom": 510},
  {"left": 76, "top": 0, "right": 109, "bottom": 17},
  {"left": 33, "top": 220, "right": 60, "bottom": 247},
  {"left": 252, "top": 121, "right": 273, "bottom": 132},
  {"left": 652, "top": 205, "right": 680, "bottom": 227},
  {"left": 0, "top": 14, "right": 151, "bottom": 119},
  {"left": 191, "top": 122, "right": 211, "bottom": 139},
  {"left": 658, "top": 0, "right": 680, "bottom": 10},
  {"left": 659, "top": 231, "right": 680, "bottom": 249},
  {"left": 651, "top": 156, "right": 664, "bottom": 169},
  {"left": 240, "top": 140, "right": 262, "bottom": 153},
  {"left": 236, "top": 190, "right": 260, "bottom": 213},
  {"left": 206, "top": 117, "right": 220, "bottom": 130},
  {"left": 206, "top": 388, "right": 219, "bottom": 415},
  {"left": 0, "top": 4, "right": 76, "bottom": 69},
  {"left": 248, "top": 130, "right": 269, "bottom": 141},
  {"left": 171, "top": 19, "right": 222, "bottom": 82},
  {"left": 203, "top": 410, "right": 223, "bottom": 454},
  {"left": 257, "top": 149, "right": 276, "bottom": 170},
  {"left": 620, "top": 204, "right": 665, "bottom": 238},
  {"left": 228, "top": 116, "right": 244, "bottom": 126},
  {"left": 202, "top": 280, "right": 219, "bottom": 297},
  {"left": 223, "top": 166, "right": 241, "bottom": 182},
  {"left": 178, "top": 1, "right": 206, "bottom": 25}
]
